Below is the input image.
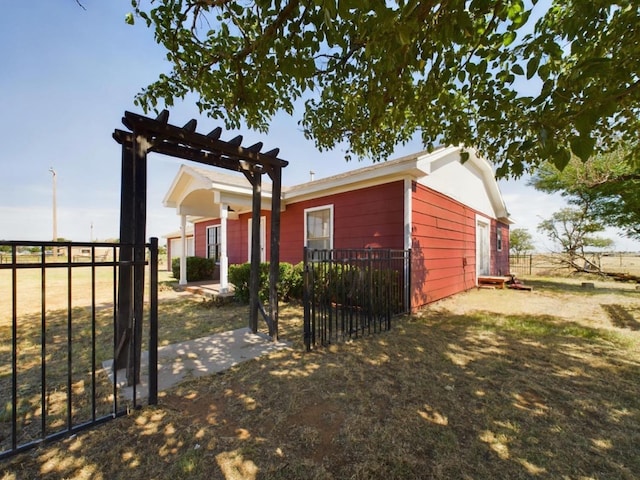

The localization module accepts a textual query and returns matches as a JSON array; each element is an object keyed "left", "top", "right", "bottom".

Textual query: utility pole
[{"left": 49, "top": 167, "right": 57, "bottom": 256}]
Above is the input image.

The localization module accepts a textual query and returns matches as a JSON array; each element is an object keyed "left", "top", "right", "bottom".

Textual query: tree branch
[{"left": 588, "top": 172, "right": 640, "bottom": 188}]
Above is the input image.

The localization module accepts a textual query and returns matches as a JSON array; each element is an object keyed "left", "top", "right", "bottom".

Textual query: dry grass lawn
[{"left": 1, "top": 274, "right": 640, "bottom": 479}]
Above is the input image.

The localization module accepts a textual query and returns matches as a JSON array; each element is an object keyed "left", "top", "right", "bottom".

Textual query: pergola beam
[{"left": 121, "top": 110, "right": 288, "bottom": 169}]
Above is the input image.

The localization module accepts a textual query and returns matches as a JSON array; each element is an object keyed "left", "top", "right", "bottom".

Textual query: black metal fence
[
  {"left": 509, "top": 254, "right": 533, "bottom": 275},
  {"left": 303, "top": 248, "right": 411, "bottom": 350},
  {"left": 0, "top": 239, "right": 158, "bottom": 460}
]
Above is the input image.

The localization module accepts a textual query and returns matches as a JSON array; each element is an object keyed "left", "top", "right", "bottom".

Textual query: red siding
[
  {"left": 279, "top": 181, "right": 405, "bottom": 263},
  {"left": 234, "top": 211, "right": 273, "bottom": 264},
  {"left": 194, "top": 218, "right": 249, "bottom": 264},
  {"left": 198, "top": 182, "right": 405, "bottom": 265},
  {"left": 194, "top": 221, "right": 210, "bottom": 258},
  {"left": 491, "top": 220, "right": 510, "bottom": 275},
  {"left": 227, "top": 215, "right": 247, "bottom": 264},
  {"left": 189, "top": 179, "right": 510, "bottom": 309},
  {"left": 411, "top": 183, "right": 478, "bottom": 307}
]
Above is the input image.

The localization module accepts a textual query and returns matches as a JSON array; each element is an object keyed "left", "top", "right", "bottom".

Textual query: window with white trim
[
  {"left": 496, "top": 225, "right": 502, "bottom": 252},
  {"left": 206, "top": 225, "right": 221, "bottom": 261},
  {"left": 304, "top": 205, "right": 333, "bottom": 250}
]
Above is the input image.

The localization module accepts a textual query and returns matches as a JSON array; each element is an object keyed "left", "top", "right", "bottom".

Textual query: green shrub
[
  {"left": 228, "top": 262, "right": 267, "bottom": 303},
  {"left": 310, "top": 263, "right": 403, "bottom": 313},
  {"left": 280, "top": 262, "right": 304, "bottom": 301},
  {"left": 171, "top": 256, "right": 216, "bottom": 282},
  {"left": 228, "top": 262, "right": 304, "bottom": 304}
]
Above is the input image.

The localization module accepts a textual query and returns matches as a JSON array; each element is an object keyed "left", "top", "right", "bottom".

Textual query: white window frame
[
  {"left": 206, "top": 225, "right": 221, "bottom": 261},
  {"left": 304, "top": 204, "right": 334, "bottom": 250},
  {"left": 496, "top": 224, "right": 502, "bottom": 252}
]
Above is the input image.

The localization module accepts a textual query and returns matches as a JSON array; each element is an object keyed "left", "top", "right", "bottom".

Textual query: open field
[
  {"left": 1, "top": 273, "right": 639, "bottom": 479},
  {"left": 511, "top": 253, "right": 640, "bottom": 278}
]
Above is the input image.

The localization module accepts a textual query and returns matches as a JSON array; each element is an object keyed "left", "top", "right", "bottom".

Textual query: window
[
  {"left": 206, "top": 225, "right": 221, "bottom": 261},
  {"left": 305, "top": 205, "right": 333, "bottom": 250},
  {"left": 496, "top": 225, "right": 502, "bottom": 252}
]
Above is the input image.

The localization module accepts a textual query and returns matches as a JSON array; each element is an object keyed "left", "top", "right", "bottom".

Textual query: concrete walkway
[{"left": 103, "top": 328, "right": 290, "bottom": 401}]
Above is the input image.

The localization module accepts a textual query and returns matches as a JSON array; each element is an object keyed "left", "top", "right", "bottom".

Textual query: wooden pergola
[{"left": 112, "top": 110, "right": 288, "bottom": 384}]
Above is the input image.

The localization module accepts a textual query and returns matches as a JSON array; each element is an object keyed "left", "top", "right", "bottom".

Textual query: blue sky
[{"left": 1, "top": 1, "right": 638, "bottom": 252}]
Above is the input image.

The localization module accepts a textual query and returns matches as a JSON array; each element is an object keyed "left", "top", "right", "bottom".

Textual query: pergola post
[
  {"left": 114, "top": 141, "right": 134, "bottom": 372},
  {"left": 268, "top": 166, "right": 282, "bottom": 340},
  {"left": 249, "top": 171, "right": 262, "bottom": 333},
  {"left": 114, "top": 133, "right": 147, "bottom": 386}
]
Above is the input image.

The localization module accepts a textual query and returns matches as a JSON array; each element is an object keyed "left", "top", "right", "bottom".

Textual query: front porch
[{"left": 179, "top": 280, "right": 236, "bottom": 300}]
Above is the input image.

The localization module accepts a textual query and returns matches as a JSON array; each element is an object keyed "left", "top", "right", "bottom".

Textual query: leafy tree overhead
[
  {"left": 530, "top": 149, "right": 640, "bottom": 240},
  {"left": 128, "top": 0, "right": 640, "bottom": 178},
  {"left": 509, "top": 228, "right": 534, "bottom": 255}
]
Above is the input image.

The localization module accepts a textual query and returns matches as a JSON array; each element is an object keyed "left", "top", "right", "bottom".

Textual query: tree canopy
[
  {"left": 530, "top": 149, "right": 640, "bottom": 240},
  {"left": 129, "top": 0, "right": 640, "bottom": 178},
  {"left": 509, "top": 227, "right": 534, "bottom": 254}
]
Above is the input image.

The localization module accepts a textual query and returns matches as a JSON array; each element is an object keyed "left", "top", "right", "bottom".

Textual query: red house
[{"left": 163, "top": 146, "right": 512, "bottom": 309}]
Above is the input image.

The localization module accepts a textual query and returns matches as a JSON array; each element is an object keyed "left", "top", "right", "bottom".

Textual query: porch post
[
  {"left": 220, "top": 204, "right": 229, "bottom": 293},
  {"left": 179, "top": 214, "right": 187, "bottom": 286}
]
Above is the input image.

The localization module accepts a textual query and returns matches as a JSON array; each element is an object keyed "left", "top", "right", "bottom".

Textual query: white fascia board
[
  {"left": 162, "top": 228, "right": 194, "bottom": 239},
  {"left": 210, "top": 181, "right": 262, "bottom": 197},
  {"left": 284, "top": 156, "right": 427, "bottom": 203},
  {"left": 214, "top": 191, "right": 274, "bottom": 212},
  {"left": 413, "top": 145, "right": 461, "bottom": 174},
  {"left": 163, "top": 165, "right": 191, "bottom": 207}
]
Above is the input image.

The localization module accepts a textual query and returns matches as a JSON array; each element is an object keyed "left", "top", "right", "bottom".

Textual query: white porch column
[
  {"left": 179, "top": 214, "right": 187, "bottom": 286},
  {"left": 220, "top": 204, "right": 229, "bottom": 293}
]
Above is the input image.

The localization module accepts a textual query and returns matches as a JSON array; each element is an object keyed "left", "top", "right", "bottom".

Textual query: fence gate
[
  {"left": 509, "top": 254, "right": 533, "bottom": 275},
  {"left": 303, "top": 248, "right": 411, "bottom": 350},
  {"left": 0, "top": 239, "right": 158, "bottom": 460}
]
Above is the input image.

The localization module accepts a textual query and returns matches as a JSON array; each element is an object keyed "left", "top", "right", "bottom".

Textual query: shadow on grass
[
  {"left": 524, "top": 277, "right": 640, "bottom": 297},
  {"left": 3, "top": 304, "right": 640, "bottom": 479},
  {"left": 601, "top": 304, "right": 640, "bottom": 331},
  {"left": 0, "top": 296, "right": 249, "bottom": 458}
]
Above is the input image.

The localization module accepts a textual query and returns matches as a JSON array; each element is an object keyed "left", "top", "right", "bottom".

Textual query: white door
[
  {"left": 476, "top": 219, "right": 490, "bottom": 276},
  {"left": 247, "top": 216, "right": 266, "bottom": 262}
]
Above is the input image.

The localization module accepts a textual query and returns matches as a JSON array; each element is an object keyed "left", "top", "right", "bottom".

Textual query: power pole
[{"left": 49, "top": 167, "right": 58, "bottom": 256}]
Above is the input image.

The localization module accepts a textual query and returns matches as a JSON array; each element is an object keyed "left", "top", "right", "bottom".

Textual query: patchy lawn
[{"left": 2, "top": 276, "right": 640, "bottom": 479}]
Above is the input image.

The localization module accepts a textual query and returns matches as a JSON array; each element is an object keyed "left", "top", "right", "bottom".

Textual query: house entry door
[{"left": 476, "top": 218, "right": 490, "bottom": 276}]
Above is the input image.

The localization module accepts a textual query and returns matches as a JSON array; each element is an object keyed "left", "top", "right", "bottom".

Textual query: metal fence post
[{"left": 148, "top": 237, "right": 158, "bottom": 405}]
